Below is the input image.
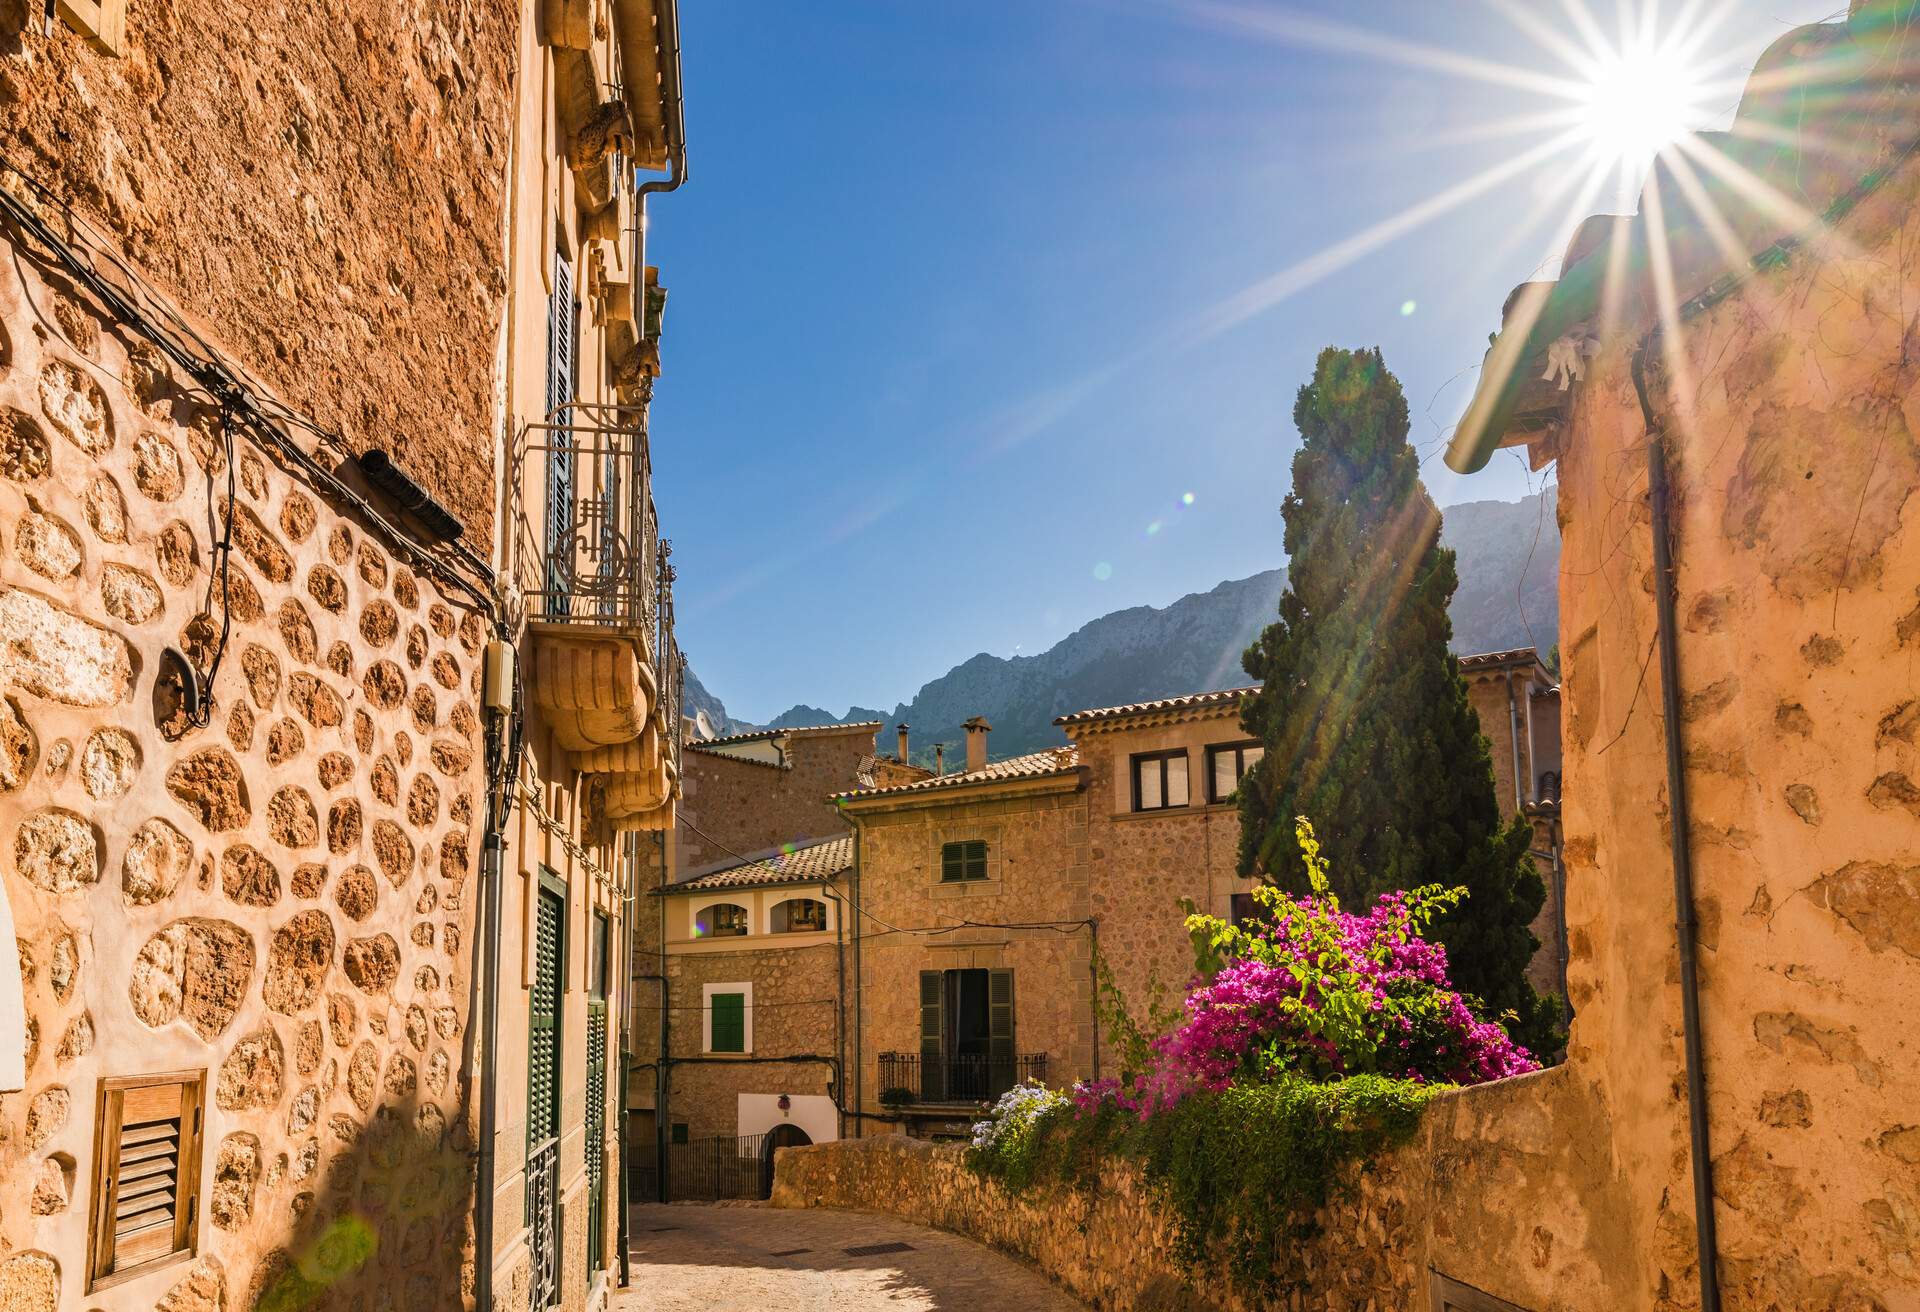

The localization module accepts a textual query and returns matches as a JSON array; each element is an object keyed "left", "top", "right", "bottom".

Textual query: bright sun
[{"left": 1579, "top": 43, "right": 1708, "bottom": 165}]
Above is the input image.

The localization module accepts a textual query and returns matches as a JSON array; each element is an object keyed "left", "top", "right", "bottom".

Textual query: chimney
[
  {"left": 933, "top": 743, "right": 945, "bottom": 776},
  {"left": 964, "top": 716, "right": 991, "bottom": 773},
  {"left": 896, "top": 722, "right": 910, "bottom": 763}
]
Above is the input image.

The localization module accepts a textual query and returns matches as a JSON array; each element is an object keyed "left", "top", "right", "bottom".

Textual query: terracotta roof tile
[
  {"left": 688, "top": 721, "right": 882, "bottom": 749},
  {"left": 1053, "top": 687, "right": 1256, "bottom": 728},
  {"left": 1458, "top": 647, "right": 1543, "bottom": 670},
  {"left": 668, "top": 834, "right": 854, "bottom": 892},
  {"left": 833, "top": 747, "right": 1080, "bottom": 801}
]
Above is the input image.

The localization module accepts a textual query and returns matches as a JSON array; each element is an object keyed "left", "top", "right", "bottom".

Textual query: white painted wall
[{"left": 738, "top": 1092, "right": 837, "bottom": 1144}]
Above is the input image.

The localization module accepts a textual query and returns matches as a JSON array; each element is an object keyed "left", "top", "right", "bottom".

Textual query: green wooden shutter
[
  {"left": 584, "top": 999, "right": 607, "bottom": 1276},
  {"left": 528, "top": 885, "right": 564, "bottom": 1145},
  {"left": 919, "top": 971, "right": 945, "bottom": 1100},
  {"left": 988, "top": 969, "right": 1014, "bottom": 1068},
  {"left": 941, "top": 843, "right": 961, "bottom": 882},
  {"left": 710, "top": 993, "right": 745, "bottom": 1053}
]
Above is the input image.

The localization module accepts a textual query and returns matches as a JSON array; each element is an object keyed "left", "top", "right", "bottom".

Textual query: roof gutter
[{"left": 633, "top": 0, "right": 686, "bottom": 208}]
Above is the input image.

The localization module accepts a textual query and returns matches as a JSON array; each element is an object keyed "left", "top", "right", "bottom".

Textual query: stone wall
[
  {"left": 1074, "top": 713, "right": 1251, "bottom": 1071},
  {"left": 0, "top": 234, "right": 487, "bottom": 1310},
  {"left": 1537, "top": 137, "right": 1920, "bottom": 1308},
  {"left": 0, "top": 0, "right": 513, "bottom": 538},
  {"left": 851, "top": 780, "right": 1094, "bottom": 1113},
  {"left": 774, "top": 1065, "right": 1639, "bottom": 1312},
  {"left": 663, "top": 940, "right": 840, "bottom": 1141},
  {"left": 674, "top": 725, "right": 876, "bottom": 874}
]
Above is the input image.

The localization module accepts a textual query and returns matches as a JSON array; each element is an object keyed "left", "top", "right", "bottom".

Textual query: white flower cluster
[{"left": 969, "top": 1080, "right": 1064, "bottom": 1150}]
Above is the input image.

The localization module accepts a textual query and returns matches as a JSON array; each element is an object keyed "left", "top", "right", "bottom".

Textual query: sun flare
[{"left": 1578, "top": 41, "right": 1711, "bottom": 166}]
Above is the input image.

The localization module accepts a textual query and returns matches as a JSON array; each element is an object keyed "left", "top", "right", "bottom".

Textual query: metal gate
[
  {"left": 631, "top": 1134, "right": 767, "bottom": 1202},
  {"left": 526, "top": 877, "right": 565, "bottom": 1311}
]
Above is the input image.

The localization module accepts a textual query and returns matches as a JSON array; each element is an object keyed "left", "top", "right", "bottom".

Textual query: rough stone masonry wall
[
  {"left": 664, "top": 942, "right": 840, "bottom": 1141},
  {"left": 1076, "top": 721, "right": 1247, "bottom": 1074},
  {"left": 675, "top": 727, "right": 875, "bottom": 874},
  {"left": 853, "top": 786, "right": 1094, "bottom": 1114},
  {"left": 1544, "top": 143, "right": 1920, "bottom": 1310},
  {"left": 775, "top": 1065, "right": 1637, "bottom": 1312},
  {"left": 0, "top": 0, "right": 514, "bottom": 537},
  {"left": 0, "top": 239, "right": 489, "bottom": 1311}
]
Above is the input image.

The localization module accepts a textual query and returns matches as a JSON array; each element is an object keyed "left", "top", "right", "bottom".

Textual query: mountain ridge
[{"left": 689, "top": 488, "right": 1559, "bottom": 761}]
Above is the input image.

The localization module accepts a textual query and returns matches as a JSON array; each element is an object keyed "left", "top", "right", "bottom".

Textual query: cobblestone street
[{"left": 617, "top": 1203, "right": 1087, "bottom": 1311}]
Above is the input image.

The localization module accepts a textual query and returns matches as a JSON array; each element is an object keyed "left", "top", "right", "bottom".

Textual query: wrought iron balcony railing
[
  {"left": 656, "top": 538, "right": 685, "bottom": 777},
  {"left": 513, "top": 402, "right": 659, "bottom": 633},
  {"left": 875, "top": 1052, "right": 1049, "bottom": 1107}
]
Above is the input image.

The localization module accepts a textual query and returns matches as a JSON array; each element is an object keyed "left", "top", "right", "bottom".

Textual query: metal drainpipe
[
  {"left": 1087, "top": 917, "right": 1101, "bottom": 1082},
  {"left": 833, "top": 859, "right": 848, "bottom": 1142},
  {"left": 615, "top": 829, "right": 638, "bottom": 1287},
  {"left": 1631, "top": 341, "right": 1721, "bottom": 1312},
  {"left": 848, "top": 812, "right": 865, "bottom": 1138},
  {"left": 474, "top": 801, "right": 508, "bottom": 1312},
  {"left": 654, "top": 829, "right": 671, "bottom": 1202},
  {"left": 633, "top": 0, "right": 687, "bottom": 280}
]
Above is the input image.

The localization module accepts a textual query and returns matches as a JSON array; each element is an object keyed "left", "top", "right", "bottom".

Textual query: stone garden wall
[
  {"left": 774, "top": 1065, "right": 1636, "bottom": 1312},
  {"left": 0, "top": 234, "right": 490, "bottom": 1311}
]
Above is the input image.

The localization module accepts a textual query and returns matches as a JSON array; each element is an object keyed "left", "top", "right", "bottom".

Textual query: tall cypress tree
[{"left": 1236, "top": 346, "right": 1553, "bottom": 1050}]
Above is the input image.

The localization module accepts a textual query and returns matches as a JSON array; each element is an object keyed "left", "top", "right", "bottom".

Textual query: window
[
  {"left": 771, "top": 898, "right": 827, "bottom": 933},
  {"left": 670, "top": 1122, "right": 689, "bottom": 1145},
  {"left": 589, "top": 909, "right": 611, "bottom": 999},
  {"left": 703, "top": 982, "right": 752, "bottom": 1054},
  {"left": 1429, "top": 1272, "right": 1533, "bottom": 1311},
  {"left": 55, "top": 0, "right": 127, "bottom": 55},
  {"left": 1206, "top": 741, "right": 1265, "bottom": 803},
  {"left": 692, "top": 903, "right": 748, "bottom": 938},
  {"left": 940, "top": 840, "right": 988, "bottom": 883},
  {"left": 543, "top": 250, "right": 577, "bottom": 612},
  {"left": 918, "top": 968, "right": 1018, "bottom": 1102},
  {"left": 1230, "top": 892, "right": 1262, "bottom": 928},
  {"left": 87, "top": 1070, "right": 206, "bottom": 1292},
  {"left": 1131, "top": 750, "right": 1190, "bottom": 811}
]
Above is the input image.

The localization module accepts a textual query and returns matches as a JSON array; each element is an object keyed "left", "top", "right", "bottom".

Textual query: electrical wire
[
  {"left": 0, "top": 155, "right": 496, "bottom": 616},
  {"left": 184, "top": 398, "right": 239, "bottom": 727}
]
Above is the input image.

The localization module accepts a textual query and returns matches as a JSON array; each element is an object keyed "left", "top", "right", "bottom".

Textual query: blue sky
[{"left": 648, "top": 0, "right": 1834, "bottom": 723}]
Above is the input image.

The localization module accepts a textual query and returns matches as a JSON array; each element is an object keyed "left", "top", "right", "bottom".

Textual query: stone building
[
  {"left": 486, "top": 2, "right": 686, "bottom": 1310},
  {"left": 629, "top": 723, "right": 881, "bottom": 1183},
  {"left": 0, "top": 4, "right": 687, "bottom": 1312},
  {"left": 1459, "top": 648, "right": 1566, "bottom": 997},
  {"left": 836, "top": 671, "right": 1564, "bottom": 1137},
  {"left": 0, "top": 4, "right": 515, "bottom": 1310}
]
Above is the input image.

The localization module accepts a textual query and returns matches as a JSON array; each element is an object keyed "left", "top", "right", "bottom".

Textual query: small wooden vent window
[
  {"left": 1429, "top": 1271, "right": 1533, "bottom": 1312},
  {"left": 940, "top": 840, "right": 988, "bottom": 882},
  {"left": 87, "top": 1070, "right": 206, "bottom": 1292}
]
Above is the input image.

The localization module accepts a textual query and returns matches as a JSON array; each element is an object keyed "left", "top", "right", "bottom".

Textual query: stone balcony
[{"left": 514, "top": 404, "right": 679, "bottom": 831}]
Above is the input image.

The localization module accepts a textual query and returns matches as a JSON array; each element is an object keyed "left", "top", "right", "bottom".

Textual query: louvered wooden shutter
[
  {"left": 88, "top": 1072, "right": 204, "bottom": 1291},
  {"left": 919, "top": 970, "right": 944, "bottom": 1100},
  {"left": 988, "top": 969, "right": 1015, "bottom": 1068},
  {"left": 528, "top": 882, "right": 565, "bottom": 1148}
]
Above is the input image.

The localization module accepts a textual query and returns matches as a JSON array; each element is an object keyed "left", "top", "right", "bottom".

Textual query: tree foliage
[{"left": 1235, "top": 346, "right": 1554, "bottom": 1050}]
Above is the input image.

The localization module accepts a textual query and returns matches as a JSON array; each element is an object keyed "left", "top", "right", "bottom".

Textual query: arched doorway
[{"left": 759, "top": 1122, "right": 812, "bottom": 1198}]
